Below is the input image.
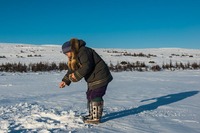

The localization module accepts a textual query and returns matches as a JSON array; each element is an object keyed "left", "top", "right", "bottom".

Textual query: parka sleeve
[
  {"left": 74, "top": 49, "right": 94, "bottom": 81},
  {"left": 62, "top": 68, "right": 72, "bottom": 86}
]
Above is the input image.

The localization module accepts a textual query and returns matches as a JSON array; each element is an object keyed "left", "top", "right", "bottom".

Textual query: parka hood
[
  {"left": 70, "top": 38, "right": 86, "bottom": 53},
  {"left": 79, "top": 39, "right": 86, "bottom": 47}
]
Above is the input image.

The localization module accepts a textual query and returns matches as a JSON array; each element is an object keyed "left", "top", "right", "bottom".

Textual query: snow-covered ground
[
  {"left": 0, "top": 43, "right": 200, "bottom": 132},
  {"left": 0, "top": 71, "right": 200, "bottom": 133}
]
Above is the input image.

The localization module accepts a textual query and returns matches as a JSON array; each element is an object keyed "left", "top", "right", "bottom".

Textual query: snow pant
[{"left": 86, "top": 84, "right": 108, "bottom": 102}]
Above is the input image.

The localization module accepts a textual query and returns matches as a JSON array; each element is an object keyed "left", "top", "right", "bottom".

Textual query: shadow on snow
[{"left": 102, "top": 91, "right": 199, "bottom": 122}]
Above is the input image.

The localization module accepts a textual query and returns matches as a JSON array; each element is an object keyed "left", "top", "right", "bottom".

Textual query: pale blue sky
[{"left": 0, "top": 0, "right": 200, "bottom": 48}]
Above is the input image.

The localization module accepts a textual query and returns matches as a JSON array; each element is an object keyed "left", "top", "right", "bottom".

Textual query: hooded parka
[{"left": 62, "top": 39, "right": 113, "bottom": 90}]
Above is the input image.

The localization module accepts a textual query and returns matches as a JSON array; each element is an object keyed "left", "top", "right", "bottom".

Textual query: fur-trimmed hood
[
  {"left": 62, "top": 38, "right": 86, "bottom": 54},
  {"left": 67, "top": 38, "right": 86, "bottom": 71},
  {"left": 70, "top": 38, "right": 86, "bottom": 53}
]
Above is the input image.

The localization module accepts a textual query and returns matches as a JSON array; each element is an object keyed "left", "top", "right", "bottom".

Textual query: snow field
[{"left": 0, "top": 71, "right": 200, "bottom": 132}]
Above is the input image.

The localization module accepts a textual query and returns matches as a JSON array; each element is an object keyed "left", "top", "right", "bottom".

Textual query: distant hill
[{"left": 0, "top": 43, "right": 200, "bottom": 72}]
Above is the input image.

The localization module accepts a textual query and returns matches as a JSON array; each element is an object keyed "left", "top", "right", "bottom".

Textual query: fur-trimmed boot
[
  {"left": 83, "top": 101, "right": 103, "bottom": 124},
  {"left": 82, "top": 101, "right": 93, "bottom": 120}
]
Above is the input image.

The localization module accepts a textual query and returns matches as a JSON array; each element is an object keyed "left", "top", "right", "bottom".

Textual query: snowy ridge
[{"left": 0, "top": 43, "right": 200, "bottom": 66}]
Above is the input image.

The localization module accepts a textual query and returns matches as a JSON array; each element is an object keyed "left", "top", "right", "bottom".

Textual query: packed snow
[{"left": 0, "top": 43, "right": 200, "bottom": 133}]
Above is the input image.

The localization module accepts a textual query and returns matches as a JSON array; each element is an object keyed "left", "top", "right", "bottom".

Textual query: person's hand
[{"left": 59, "top": 81, "right": 66, "bottom": 88}]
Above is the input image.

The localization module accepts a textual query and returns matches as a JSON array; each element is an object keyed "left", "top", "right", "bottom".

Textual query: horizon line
[{"left": 0, "top": 42, "right": 199, "bottom": 50}]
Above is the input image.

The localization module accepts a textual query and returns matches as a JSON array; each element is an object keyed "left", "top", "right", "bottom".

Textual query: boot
[
  {"left": 83, "top": 101, "right": 103, "bottom": 124},
  {"left": 82, "top": 101, "right": 92, "bottom": 120}
]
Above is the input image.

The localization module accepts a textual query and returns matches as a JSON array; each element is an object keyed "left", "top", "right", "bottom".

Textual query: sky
[{"left": 0, "top": 0, "right": 200, "bottom": 49}]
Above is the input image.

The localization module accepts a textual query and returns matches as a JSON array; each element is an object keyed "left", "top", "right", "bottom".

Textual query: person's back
[{"left": 76, "top": 45, "right": 113, "bottom": 90}]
